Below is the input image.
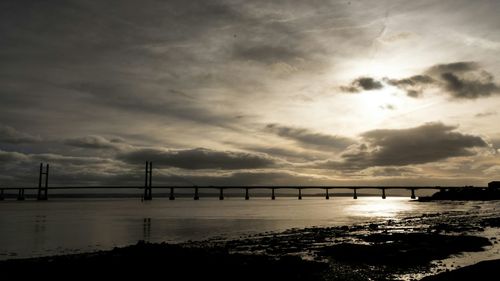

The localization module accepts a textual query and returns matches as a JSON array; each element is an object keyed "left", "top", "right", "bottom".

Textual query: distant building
[{"left": 488, "top": 181, "right": 500, "bottom": 189}]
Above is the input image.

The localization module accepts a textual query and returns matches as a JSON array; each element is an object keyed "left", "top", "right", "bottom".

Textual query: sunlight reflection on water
[{"left": 346, "top": 197, "right": 415, "bottom": 218}]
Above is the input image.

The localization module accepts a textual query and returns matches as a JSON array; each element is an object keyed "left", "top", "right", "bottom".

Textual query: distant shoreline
[{"left": 419, "top": 186, "right": 500, "bottom": 201}]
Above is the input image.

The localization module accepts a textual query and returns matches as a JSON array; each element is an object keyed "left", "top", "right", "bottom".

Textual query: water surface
[{"left": 0, "top": 197, "right": 494, "bottom": 259}]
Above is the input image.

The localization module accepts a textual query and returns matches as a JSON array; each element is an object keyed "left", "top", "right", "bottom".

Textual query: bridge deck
[{"left": 0, "top": 185, "right": 480, "bottom": 190}]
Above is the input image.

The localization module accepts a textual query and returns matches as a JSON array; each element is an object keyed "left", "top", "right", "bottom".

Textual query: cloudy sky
[{"left": 1, "top": 0, "right": 500, "bottom": 187}]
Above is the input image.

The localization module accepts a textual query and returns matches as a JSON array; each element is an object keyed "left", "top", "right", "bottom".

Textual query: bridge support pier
[
  {"left": 410, "top": 188, "right": 416, "bottom": 199},
  {"left": 382, "top": 188, "right": 386, "bottom": 199},
  {"left": 353, "top": 188, "right": 357, "bottom": 199},
  {"left": 326, "top": 189, "right": 329, "bottom": 200},
  {"left": 169, "top": 187, "right": 175, "bottom": 200},
  {"left": 245, "top": 188, "right": 249, "bottom": 200},
  {"left": 194, "top": 187, "right": 199, "bottom": 200},
  {"left": 143, "top": 161, "right": 152, "bottom": 201},
  {"left": 219, "top": 188, "right": 224, "bottom": 200},
  {"left": 17, "top": 188, "right": 25, "bottom": 201},
  {"left": 271, "top": 188, "right": 275, "bottom": 200},
  {"left": 298, "top": 188, "right": 302, "bottom": 200},
  {"left": 37, "top": 163, "right": 49, "bottom": 200}
]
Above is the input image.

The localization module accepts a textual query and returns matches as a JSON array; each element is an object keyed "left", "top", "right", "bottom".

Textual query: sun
[{"left": 354, "top": 87, "right": 404, "bottom": 125}]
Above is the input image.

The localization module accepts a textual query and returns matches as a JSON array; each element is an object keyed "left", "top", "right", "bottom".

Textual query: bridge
[{"left": 0, "top": 162, "right": 480, "bottom": 201}]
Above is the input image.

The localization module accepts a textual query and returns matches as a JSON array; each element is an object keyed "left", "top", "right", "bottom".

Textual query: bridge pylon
[
  {"left": 169, "top": 187, "right": 175, "bottom": 200},
  {"left": 37, "top": 163, "right": 49, "bottom": 200},
  {"left": 194, "top": 187, "right": 199, "bottom": 200},
  {"left": 17, "top": 188, "right": 25, "bottom": 200},
  {"left": 219, "top": 188, "right": 224, "bottom": 200}
]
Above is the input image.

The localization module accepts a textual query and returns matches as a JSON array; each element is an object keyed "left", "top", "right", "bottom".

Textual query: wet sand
[{"left": 1, "top": 210, "right": 499, "bottom": 280}]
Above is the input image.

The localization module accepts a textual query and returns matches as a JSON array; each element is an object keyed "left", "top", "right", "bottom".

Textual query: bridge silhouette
[{"left": 0, "top": 162, "right": 480, "bottom": 201}]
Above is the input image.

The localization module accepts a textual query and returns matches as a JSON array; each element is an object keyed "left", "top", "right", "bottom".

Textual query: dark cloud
[
  {"left": 0, "top": 148, "right": 114, "bottom": 167},
  {"left": 340, "top": 77, "right": 383, "bottom": 93},
  {"left": 0, "top": 149, "right": 28, "bottom": 162},
  {"left": 438, "top": 71, "right": 499, "bottom": 99},
  {"left": 343, "top": 62, "right": 500, "bottom": 99},
  {"left": 426, "top": 61, "right": 480, "bottom": 74},
  {"left": 33, "top": 153, "right": 114, "bottom": 167},
  {"left": 265, "top": 124, "right": 354, "bottom": 151},
  {"left": 312, "top": 122, "right": 488, "bottom": 171},
  {"left": 379, "top": 104, "right": 396, "bottom": 110},
  {"left": 475, "top": 111, "right": 497, "bottom": 118},
  {"left": 360, "top": 122, "right": 488, "bottom": 165},
  {"left": 394, "top": 62, "right": 499, "bottom": 99},
  {"left": 0, "top": 124, "right": 41, "bottom": 144},
  {"left": 426, "top": 62, "right": 499, "bottom": 99},
  {"left": 64, "top": 135, "right": 123, "bottom": 150},
  {"left": 385, "top": 75, "right": 435, "bottom": 97},
  {"left": 117, "top": 148, "right": 276, "bottom": 170}
]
